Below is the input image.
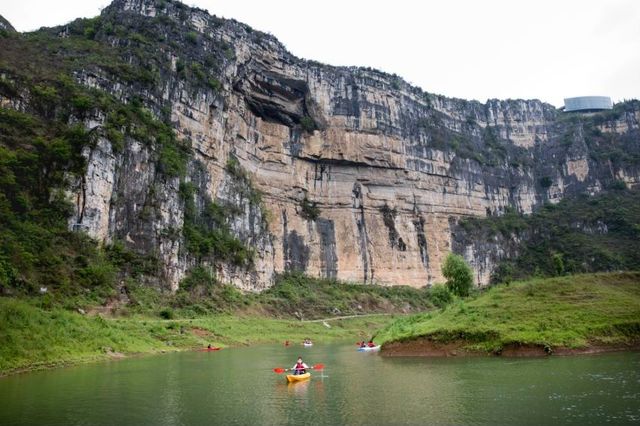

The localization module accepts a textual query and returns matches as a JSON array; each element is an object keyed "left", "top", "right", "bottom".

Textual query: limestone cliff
[
  {"left": 3, "top": 0, "right": 639, "bottom": 290},
  {"left": 0, "top": 15, "right": 16, "bottom": 34}
]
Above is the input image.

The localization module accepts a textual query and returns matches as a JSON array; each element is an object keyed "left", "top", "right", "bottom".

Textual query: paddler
[{"left": 291, "top": 356, "right": 309, "bottom": 375}]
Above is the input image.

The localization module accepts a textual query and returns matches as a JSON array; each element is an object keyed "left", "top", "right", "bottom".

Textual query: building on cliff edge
[{"left": 563, "top": 96, "right": 612, "bottom": 112}]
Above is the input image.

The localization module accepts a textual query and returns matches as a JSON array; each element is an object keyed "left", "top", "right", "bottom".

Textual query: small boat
[
  {"left": 303, "top": 342, "right": 313, "bottom": 347},
  {"left": 286, "top": 372, "right": 311, "bottom": 383},
  {"left": 199, "top": 347, "right": 222, "bottom": 352},
  {"left": 357, "top": 345, "right": 381, "bottom": 352}
]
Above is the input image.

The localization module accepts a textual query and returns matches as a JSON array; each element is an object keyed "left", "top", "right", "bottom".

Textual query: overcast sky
[{"left": 3, "top": 0, "right": 639, "bottom": 107}]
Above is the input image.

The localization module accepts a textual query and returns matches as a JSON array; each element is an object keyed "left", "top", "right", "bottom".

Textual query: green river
[{"left": 1, "top": 343, "right": 638, "bottom": 425}]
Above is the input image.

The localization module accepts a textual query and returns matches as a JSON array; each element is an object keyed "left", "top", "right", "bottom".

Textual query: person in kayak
[
  {"left": 291, "top": 356, "right": 309, "bottom": 375},
  {"left": 367, "top": 339, "right": 376, "bottom": 347},
  {"left": 359, "top": 341, "right": 367, "bottom": 348}
]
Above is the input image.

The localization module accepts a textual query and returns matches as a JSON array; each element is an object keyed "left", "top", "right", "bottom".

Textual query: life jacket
[
  {"left": 368, "top": 342, "right": 375, "bottom": 347},
  {"left": 295, "top": 362, "right": 306, "bottom": 372}
]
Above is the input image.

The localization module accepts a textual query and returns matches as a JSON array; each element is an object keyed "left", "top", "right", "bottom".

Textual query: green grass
[
  {"left": 0, "top": 270, "right": 441, "bottom": 375},
  {"left": 0, "top": 297, "right": 395, "bottom": 375},
  {"left": 256, "top": 272, "right": 435, "bottom": 318},
  {"left": 115, "top": 271, "right": 436, "bottom": 320},
  {"left": 375, "top": 272, "right": 640, "bottom": 352}
]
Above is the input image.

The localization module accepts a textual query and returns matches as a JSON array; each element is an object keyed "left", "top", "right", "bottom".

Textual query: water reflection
[{"left": 287, "top": 380, "right": 310, "bottom": 397}]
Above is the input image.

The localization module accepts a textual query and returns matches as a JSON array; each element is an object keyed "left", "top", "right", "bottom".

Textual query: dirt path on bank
[
  {"left": 96, "top": 313, "right": 396, "bottom": 323},
  {"left": 301, "top": 313, "right": 396, "bottom": 323}
]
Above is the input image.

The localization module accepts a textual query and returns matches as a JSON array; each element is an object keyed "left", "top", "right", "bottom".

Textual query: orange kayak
[{"left": 286, "top": 372, "right": 311, "bottom": 383}]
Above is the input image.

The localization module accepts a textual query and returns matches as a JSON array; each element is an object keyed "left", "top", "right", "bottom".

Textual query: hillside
[
  {"left": 376, "top": 272, "right": 640, "bottom": 356},
  {"left": 452, "top": 187, "right": 640, "bottom": 284},
  {"left": 0, "top": 0, "right": 639, "bottom": 297}
]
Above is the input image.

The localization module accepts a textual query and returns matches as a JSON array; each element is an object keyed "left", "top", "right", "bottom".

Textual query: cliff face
[
  {"left": 4, "top": 0, "right": 639, "bottom": 290},
  {"left": 0, "top": 15, "right": 16, "bottom": 34}
]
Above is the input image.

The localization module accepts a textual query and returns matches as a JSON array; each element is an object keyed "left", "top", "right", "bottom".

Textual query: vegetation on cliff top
[{"left": 376, "top": 272, "right": 640, "bottom": 353}]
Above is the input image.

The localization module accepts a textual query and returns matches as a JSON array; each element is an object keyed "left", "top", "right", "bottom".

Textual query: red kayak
[{"left": 199, "top": 347, "right": 222, "bottom": 351}]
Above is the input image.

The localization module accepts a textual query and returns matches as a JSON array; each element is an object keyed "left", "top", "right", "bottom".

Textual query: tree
[{"left": 442, "top": 253, "right": 474, "bottom": 297}]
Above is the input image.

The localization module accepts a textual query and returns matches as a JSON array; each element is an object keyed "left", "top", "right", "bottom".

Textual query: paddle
[{"left": 273, "top": 363, "right": 325, "bottom": 374}]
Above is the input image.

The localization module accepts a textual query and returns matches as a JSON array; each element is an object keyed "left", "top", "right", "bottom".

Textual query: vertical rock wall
[{"left": 65, "top": 0, "right": 640, "bottom": 290}]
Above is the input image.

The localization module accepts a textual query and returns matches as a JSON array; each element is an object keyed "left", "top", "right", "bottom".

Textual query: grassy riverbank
[
  {"left": 1, "top": 272, "right": 445, "bottom": 376},
  {"left": 377, "top": 272, "right": 640, "bottom": 356},
  {"left": 0, "top": 297, "right": 396, "bottom": 375}
]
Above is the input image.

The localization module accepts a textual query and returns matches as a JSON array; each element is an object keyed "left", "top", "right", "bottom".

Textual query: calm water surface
[{"left": 1, "top": 343, "right": 638, "bottom": 425}]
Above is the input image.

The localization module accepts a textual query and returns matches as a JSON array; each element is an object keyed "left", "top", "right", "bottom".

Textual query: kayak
[
  {"left": 286, "top": 372, "right": 311, "bottom": 383},
  {"left": 357, "top": 345, "right": 381, "bottom": 352},
  {"left": 303, "top": 343, "right": 313, "bottom": 347},
  {"left": 199, "top": 347, "right": 222, "bottom": 351}
]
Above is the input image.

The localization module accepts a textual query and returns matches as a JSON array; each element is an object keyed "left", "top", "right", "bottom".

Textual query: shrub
[
  {"left": 540, "top": 176, "right": 553, "bottom": 188},
  {"left": 219, "top": 285, "right": 243, "bottom": 305},
  {"left": 179, "top": 266, "right": 215, "bottom": 291},
  {"left": 190, "top": 63, "right": 206, "bottom": 81},
  {"left": 186, "top": 31, "right": 198, "bottom": 45},
  {"left": 0, "top": 257, "right": 16, "bottom": 289},
  {"left": 129, "top": 33, "right": 148, "bottom": 44},
  {"left": 552, "top": 253, "right": 565, "bottom": 276},
  {"left": 71, "top": 95, "right": 95, "bottom": 115},
  {"left": 300, "top": 116, "right": 316, "bottom": 132},
  {"left": 609, "top": 180, "right": 627, "bottom": 190},
  {"left": 176, "top": 59, "right": 185, "bottom": 76},
  {"left": 300, "top": 197, "right": 320, "bottom": 221},
  {"left": 158, "top": 141, "right": 188, "bottom": 177},
  {"left": 492, "top": 263, "right": 515, "bottom": 285},
  {"left": 223, "top": 46, "right": 235, "bottom": 60},
  {"left": 225, "top": 156, "right": 244, "bottom": 179},
  {"left": 83, "top": 26, "right": 96, "bottom": 40},
  {"left": 428, "top": 284, "right": 453, "bottom": 308},
  {"left": 442, "top": 253, "right": 474, "bottom": 297},
  {"left": 207, "top": 78, "right": 221, "bottom": 92},
  {"left": 159, "top": 308, "right": 174, "bottom": 320}
]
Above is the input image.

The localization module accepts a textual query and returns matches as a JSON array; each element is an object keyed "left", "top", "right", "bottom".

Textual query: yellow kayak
[{"left": 286, "top": 372, "right": 311, "bottom": 383}]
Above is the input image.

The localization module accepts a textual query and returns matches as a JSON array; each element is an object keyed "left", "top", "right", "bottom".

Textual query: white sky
[{"left": 2, "top": 0, "right": 640, "bottom": 107}]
